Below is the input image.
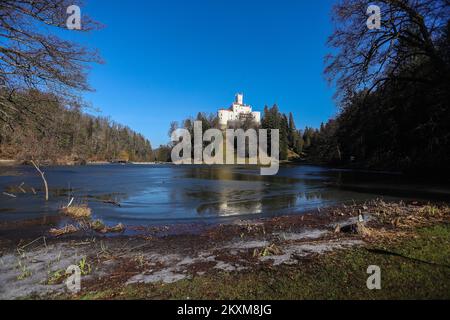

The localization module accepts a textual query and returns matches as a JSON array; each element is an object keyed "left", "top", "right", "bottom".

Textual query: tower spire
[{"left": 235, "top": 93, "right": 243, "bottom": 105}]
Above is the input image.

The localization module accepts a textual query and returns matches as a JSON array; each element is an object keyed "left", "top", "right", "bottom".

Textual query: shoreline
[
  {"left": 1, "top": 199, "right": 449, "bottom": 300},
  {"left": 0, "top": 159, "right": 168, "bottom": 167},
  {"left": 0, "top": 159, "right": 18, "bottom": 166}
]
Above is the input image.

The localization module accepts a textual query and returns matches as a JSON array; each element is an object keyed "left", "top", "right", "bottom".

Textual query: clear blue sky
[{"left": 67, "top": 0, "right": 337, "bottom": 147}]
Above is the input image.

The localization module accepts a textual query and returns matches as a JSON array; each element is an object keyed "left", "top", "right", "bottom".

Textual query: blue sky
[{"left": 65, "top": 0, "right": 337, "bottom": 147}]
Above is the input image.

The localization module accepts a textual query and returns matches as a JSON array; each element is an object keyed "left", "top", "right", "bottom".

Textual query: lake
[{"left": 1, "top": 164, "right": 449, "bottom": 231}]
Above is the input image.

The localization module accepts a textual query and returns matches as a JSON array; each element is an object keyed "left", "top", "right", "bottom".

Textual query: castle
[{"left": 218, "top": 93, "right": 261, "bottom": 128}]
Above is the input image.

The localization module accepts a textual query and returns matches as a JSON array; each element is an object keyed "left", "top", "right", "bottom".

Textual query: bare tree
[
  {"left": 325, "top": 0, "right": 450, "bottom": 103},
  {"left": 0, "top": 0, "right": 102, "bottom": 127}
]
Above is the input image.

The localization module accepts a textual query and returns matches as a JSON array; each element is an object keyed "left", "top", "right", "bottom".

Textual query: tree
[
  {"left": 295, "top": 133, "right": 305, "bottom": 155},
  {"left": 0, "top": 0, "right": 102, "bottom": 128},
  {"left": 168, "top": 121, "right": 179, "bottom": 138},
  {"left": 303, "top": 127, "right": 315, "bottom": 149},
  {"left": 118, "top": 150, "right": 130, "bottom": 162},
  {"left": 325, "top": 0, "right": 450, "bottom": 103},
  {"left": 280, "top": 114, "right": 289, "bottom": 160},
  {"left": 261, "top": 105, "right": 292, "bottom": 160},
  {"left": 288, "top": 112, "right": 296, "bottom": 147},
  {"left": 155, "top": 145, "right": 171, "bottom": 162},
  {"left": 316, "top": 0, "right": 450, "bottom": 173}
]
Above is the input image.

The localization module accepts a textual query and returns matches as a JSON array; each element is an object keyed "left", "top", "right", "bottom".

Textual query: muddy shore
[{"left": 1, "top": 199, "right": 449, "bottom": 300}]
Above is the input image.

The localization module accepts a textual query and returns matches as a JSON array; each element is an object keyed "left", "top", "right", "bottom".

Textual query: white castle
[{"left": 218, "top": 93, "right": 261, "bottom": 128}]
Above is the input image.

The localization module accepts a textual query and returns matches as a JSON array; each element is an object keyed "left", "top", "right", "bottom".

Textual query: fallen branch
[
  {"left": 18, "top": 182, "right": 26, "bottom": 193},
  {"left": 2, "top": 192, "right": 16, "bottom": 198},
  {"left": 66, "top": 197, "right": 75, "bottom": 208},
  {"left": 30, "top": 160, "right": 49, "bottom": 201}
]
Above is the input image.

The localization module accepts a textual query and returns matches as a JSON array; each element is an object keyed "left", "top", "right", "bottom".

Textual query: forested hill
[{"left": 0, "top": 90, "right": 153, "bottom": 164}]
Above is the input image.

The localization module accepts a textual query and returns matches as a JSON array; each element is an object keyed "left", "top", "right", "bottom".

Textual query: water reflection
[{"left": 0, "top": 164, "right": 449, "bottom": 228}]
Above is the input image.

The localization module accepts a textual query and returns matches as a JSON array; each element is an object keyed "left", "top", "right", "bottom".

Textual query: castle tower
[{"left": 235, "top": 93, "right": 244, "bottom": 105}]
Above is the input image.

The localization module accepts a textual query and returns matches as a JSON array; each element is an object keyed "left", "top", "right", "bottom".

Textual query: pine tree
[{"left": 280, "top": 114, "right": 289, "bottom": 160}]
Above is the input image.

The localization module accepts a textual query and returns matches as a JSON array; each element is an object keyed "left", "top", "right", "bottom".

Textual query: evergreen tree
[{"left": 280, "top": 114, "right": 289, "bottom": 160}]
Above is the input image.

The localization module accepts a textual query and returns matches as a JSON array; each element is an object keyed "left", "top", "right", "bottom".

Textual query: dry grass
[
  {"left": 253, "top": 243, "right": 283, "bottom": 257},
  {"left": 61, "top": 205, "right": 92, "bottom": 219},
  {"left": 371, "top": 200, "right": 450, "bottom": 228},
  {"left": 90, "top": 219, "right": 106, "bottom": 232},
  {"left": 108, "top": 223, "right": 125, "bottom": 233},
  {"left": 90, "top": 219, "right": 125, "bottom": 234},
  {"left": 332, "top": 199, "right": 450, "bottom": 243},
  {"left": 332, "top": 199, "right": 450, "bottom": 229},
  {"left": 49, "top": 224, "right": 78, "bottom": 237}
]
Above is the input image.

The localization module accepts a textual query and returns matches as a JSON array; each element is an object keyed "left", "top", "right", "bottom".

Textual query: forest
[
  {"left": 306, "top": 0, "right": 450, "bottom": 175},
  {"left": 0, "top": 90, "right": 153, "bottom": 163}
]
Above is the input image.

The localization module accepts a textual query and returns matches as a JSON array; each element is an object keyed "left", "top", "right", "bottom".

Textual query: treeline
[
  {"left": 307, "top": 0, "right": 450, "bottom": 175},
  {"left": 261, "top": 105, "right": 305, "bottom": 160},
  {"left": 306, "top": 62, "right": 450, "bottom": 172},
  {"left": 0, "top": 90, "right": 153, "bottom": 163}
]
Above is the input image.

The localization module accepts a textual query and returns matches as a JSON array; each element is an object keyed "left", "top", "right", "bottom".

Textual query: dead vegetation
[
  {"left": 49, "top": 224, "right": 78, "bottom": 237},
  {"left": 90, "top": 220, "right": 125, "bottom": 234},
  {"left": 335, "top": 221, "right": 372, "bottom": 237},
  {"left": 61, "top": 205, "right": 92, "bottom": 219},
  {"left": 374, "top": 201, "right": 450, "bottom": 228},
  {"left": 332, "top": 199, "right": 450, "bottom": 242},
  {"left": 48, "top": 203, "right": 125, "bottom": 237},
  {"left": 253, "top": 243, "right": 283, "bottom": 257},
  {"left": 3, "top": 182, "right": 37, "bottom": 198},
  {"left": 332, "top": 199, "right": 450, "bottom": 227}
]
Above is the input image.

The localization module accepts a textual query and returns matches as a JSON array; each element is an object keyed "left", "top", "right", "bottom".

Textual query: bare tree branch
[
  {"left": 325, "top": 0, "right": 450, "bottom": 103},
  {"left": 0, "top": 0, "right": 102, "bottom": 128}
]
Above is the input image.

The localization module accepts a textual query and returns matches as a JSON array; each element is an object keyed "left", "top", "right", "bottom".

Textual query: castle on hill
[{"left": 218, "top": 93, "right": 261, "bottom": 129}]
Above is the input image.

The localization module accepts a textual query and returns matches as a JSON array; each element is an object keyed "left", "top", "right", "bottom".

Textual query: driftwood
[
  {"left": 2, "top": 192, "right": 16, "bottom": 198},
  {"left": 18, "top": 182, "right": 26, "bottom": 193},
  {"left": 66, "top": 197, "right": 75, "bottom": 208},
  {"left": 30, "top": 160, "right": 49, "bottom": 201}
]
